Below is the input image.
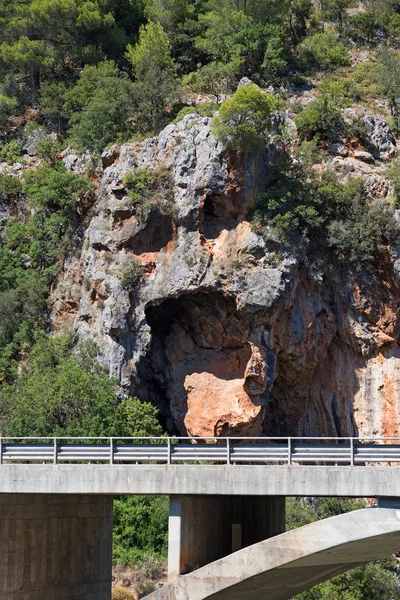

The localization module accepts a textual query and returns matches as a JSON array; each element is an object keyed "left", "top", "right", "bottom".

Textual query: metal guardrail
[{"left": 1, "top": 437, "right": 400, "bottom": 466}]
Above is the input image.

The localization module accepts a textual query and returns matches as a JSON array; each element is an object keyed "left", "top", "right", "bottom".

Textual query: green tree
[
  {"left": 299, "top": 32, "right": 350, "bottom": 70},
  {"left": 377, "top": 48, "right": 400, "bottom": 131},
  {"left": 0, "top": 93, "right": 17, "bottom": 127},
  {"left": 320, "top": 0, "right": 352, "bottom": 36},
  {"left": 184, "top": 59, "right": 241, "bottom": 103},
  {"left": 212, "top": 83, "right": 276, "bottom": 152},
  {"left": 295, "top": 96, "right": 343, "bottom": 140},
  {"left": 63, "top": 60, "right": 135, "bottom": 152},
  {"left": 126, "top": 21, "right": 178, "bottom": 132}
]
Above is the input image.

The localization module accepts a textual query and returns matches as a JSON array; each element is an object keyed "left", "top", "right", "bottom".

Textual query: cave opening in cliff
[
  {"left": 134, "top": 292, "right": 268, "bottom": 437},
  {"left": 201, "top": 194, "right": 239, "bottom": 239}
]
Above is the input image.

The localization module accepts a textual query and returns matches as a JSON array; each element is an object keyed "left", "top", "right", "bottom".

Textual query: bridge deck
[{"left": 1, "top": 464, "right": 400, "bottom": 496}]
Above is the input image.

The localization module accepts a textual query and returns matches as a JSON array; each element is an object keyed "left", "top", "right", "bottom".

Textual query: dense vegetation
[{"left": 1, "top": 0, "right": 400, "bottom": 596}]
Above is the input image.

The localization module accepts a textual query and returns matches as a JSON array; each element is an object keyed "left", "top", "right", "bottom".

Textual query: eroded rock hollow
[{"left": 51, "top": 114, "right": 400, "bottom": 438}]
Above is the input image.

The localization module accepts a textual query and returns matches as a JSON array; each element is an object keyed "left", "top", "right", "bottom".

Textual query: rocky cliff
[{"left": 50, "top": 112, "right": 400, "bottom": 439}]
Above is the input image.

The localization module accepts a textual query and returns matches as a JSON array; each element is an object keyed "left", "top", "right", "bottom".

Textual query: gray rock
[
  {"left": 101, "top": 144, "right": 120, "bottom": 169},
  {"left": 354, "top": 150, "right": 375, "bottom": 164},
  {"left": 331, "top": 143, "right": 349, "bottom": 157},
  {"left": 21, "top": 126, "right": 48, "bottom": 156},
  {"left": 363, "top": 115, "right": 397, "bottom": 160},
  {"left": 238, "top": 77, "right": 252, "bottom": 87}
]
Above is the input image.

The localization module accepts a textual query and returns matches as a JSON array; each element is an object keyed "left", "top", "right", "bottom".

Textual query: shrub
[
  {"left": 123, "top": 167, "right": 174, "bottom": 214},
  {"left": 126, "top": 21, "right": 178, "bottom": 133},
  {"left": 0, "top": 93, "right": 17, "bottom": 127},
  {"left": 0, "top": 140, "right": 23, "bottom": 164},
  {"left": 322, "top": 177, "right": 398, "bottom": 268},
  {"left": 353, "top": 61, "right": 384, "bottom": 98},
  {"left": 386, "top": 157, "right": 400, "bottom": 203},
  {"left": 183, "top": 59, "right": 241, "bottom": 103},
  {"left": 36, "top": 138, "right": 61, "bottom": 164},
  {"left": 299, "top": 33, "right": 349, "bottom": 71},
  {"left": 318, "top": 77, "right": 364, "bottom": 107},
  {"left": 112, "top": 587, "right": 134, "bottom": 600},
  {"left": 22, "top": 164, "right": 93, "bottom": 214},
  {"left": 295, "top": 97, "right": 343, "bottom": 140},
  {"left": 212, "top": 84, "right": 276, "bottom": 152},
  {"left": 64, "top": 61, "right": 135, "bottom": 153},
  {"left": 0, "top": 174, "right": 22, "bottom": 198},
  {"left": 113, "top": 496, "right": 169, "bottom": 564},
  {"left": 121, "top": 257, "right": 143, "bottom": 289}
]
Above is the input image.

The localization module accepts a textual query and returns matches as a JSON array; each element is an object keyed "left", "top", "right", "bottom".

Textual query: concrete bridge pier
[
  {"left": 0, "top": 494, "right": 113, "bottom": 600},
  {"left": 168, "top": 495, "right": 285, "bottom": 579}
]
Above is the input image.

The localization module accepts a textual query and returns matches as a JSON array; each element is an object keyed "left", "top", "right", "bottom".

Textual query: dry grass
[
  {"left": 112, "top": 559, "right": 167, "bottom": 600},
  {"left": 112, "top": 586, "right": 135, "bottom": 600}
]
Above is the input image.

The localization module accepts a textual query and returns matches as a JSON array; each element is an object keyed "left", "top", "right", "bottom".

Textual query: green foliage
[
  {"left": 22, "top": 163, "right": 93, "bottom": 214},
  {"left": 123, "top": 167, "right": 174, "bottom": 210},
  {"left": 183, "top": 59, "right": 241, "bottom": 103},
  {"left": 386, "top": 157, "right": 400, "bottom": 204},
  {"left": 297, "top": 561, "right": 400, "bottom": 599},
  {"left": 254, "top": 152, "right": 398, "bottom": 269},
  {"left": 295, "top": 96, "right": 343, "bottom": 140},
  {"left": 299, "top": 33, "right": 350, "bottom": 71},
  {"left": 212, "top": 84, "right": 276, "bottom": 152},
  {"left": 0, "top": 355, "right": 119, "bottom": 438},
  {"left": 126, "top": 21, "right": 178, "bottom": 133},
  {"left": 64, "top": 61, "right": 135, "bottom": 152},
  {"left": 36, "top": 138, "right": 61, "bottom": 164},
  {"left": 318, "top": 77, "right": 364, "bottom": 107},
  {"left": 0, "top": 94, "right": 17, "bottom": 127},
  {"left": 320, "top": 0, "right": 352, "bottom": 36},
  {"left": 325, "top": 178, "right": 398, "bottom": 267},
  {"left": 377, "top": 48, "right": 400, "bottom": 130},
  {"left": 0, "top": 140, "right": 23, "bottom": 164},
  {"left": 120, "top": 257, "right": 144, "bottom": 289},
  {"left": 0, "top": 174, "right": 22, "bottom": 198},
  {"left": 113, "top": 495, "right": 169, "bottom": 564},
  {"left": 172, "top": 103, "right": 215, "bottom": 123},
  {"left": 114, "top": 397, "right": 164, "bottom": 438}
]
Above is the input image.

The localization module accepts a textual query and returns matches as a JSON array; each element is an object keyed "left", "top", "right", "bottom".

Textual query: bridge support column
[
  {"left": 168, "top": 495, "right": 285, "bottom": 579},
  {"left": 0, "top": 494, "right": 113, "bottom": 600}
]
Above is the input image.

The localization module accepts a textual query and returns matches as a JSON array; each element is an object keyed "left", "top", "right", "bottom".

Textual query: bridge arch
[{"left": 145, "top": 507, "right": 400, "bottom": 600}]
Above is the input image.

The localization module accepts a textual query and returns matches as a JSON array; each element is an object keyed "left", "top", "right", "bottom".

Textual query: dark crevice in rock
[
  {"left": 125, "top": 210, "right": 174, "bottom": 254},
  {"left": 200, "top": 193, "right": 240, "bottom": 239},
  {"left": 92, "top": 242, "right": 111, "bottom": 252}
]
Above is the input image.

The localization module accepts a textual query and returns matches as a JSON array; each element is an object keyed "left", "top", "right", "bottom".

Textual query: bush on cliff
[{"left": 212, "top": 84, "right": 276, "bottom": 152}]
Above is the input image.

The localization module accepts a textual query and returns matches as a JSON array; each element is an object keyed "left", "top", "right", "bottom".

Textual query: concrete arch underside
[{"left": 145, "top": 508, "right": 400, "bottom": 600}]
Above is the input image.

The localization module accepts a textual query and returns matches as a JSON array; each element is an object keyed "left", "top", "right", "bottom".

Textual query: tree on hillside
[
  {"left": 63, "top": 60, "right": 135, "bottom": 152},
  {"left": 126, "top": 21, "right": 178, "bottom": 133},
  {"left": 212, "top": 83, "right": 276, "bottom": 152}
]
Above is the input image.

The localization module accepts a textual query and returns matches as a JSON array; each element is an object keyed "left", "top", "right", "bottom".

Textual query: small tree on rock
[
  {"left": 126, "top": 21, "right": 178, "bottom": 133},
  {"left": 212, "top": 83, "right": 276, "bottom": 152}
]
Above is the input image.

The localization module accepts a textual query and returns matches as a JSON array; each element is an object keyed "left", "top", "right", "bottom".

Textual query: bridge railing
[{"left": 1, "top": 437, "right": 400, "bottom": 465}]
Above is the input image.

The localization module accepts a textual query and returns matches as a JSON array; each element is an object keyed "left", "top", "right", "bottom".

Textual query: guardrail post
[
  {"left": 227, "top": 438, "right": 231, "bottom": 465},
  {"left": 53, "top": 438, "right": 58, "bottom": 464},
  {"left": 167, "top": 438, "right": 172, "bottom": 465},
  {"left": 110, "top": 438, "right": 114, "bottom": 464},
  {"left": 288, "top": 437, "right": 292, "bottom": 465},
  {"left": 350, "top": 438, "right": 354, "bottom": 466},
  {"left": 0, "top": 437, "right": 2, "bottom": 464}
]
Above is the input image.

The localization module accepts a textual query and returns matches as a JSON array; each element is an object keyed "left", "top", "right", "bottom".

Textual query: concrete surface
[
  {"left": 145, "top": 507, "right": 400, "bottom": 600},
  {"left": 0, "top": 494, "right": 113, "bottom": 600},
  {"left": 1, "top": 464, "right": 400, "bottom": 496},
  {"left": 168, "top": 496, "right": 285, "bottom": 579}
]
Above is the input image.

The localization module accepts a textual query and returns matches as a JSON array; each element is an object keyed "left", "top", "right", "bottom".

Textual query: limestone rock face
[{"left": 51, "top": 113, "right": 400, "bottom": 438}]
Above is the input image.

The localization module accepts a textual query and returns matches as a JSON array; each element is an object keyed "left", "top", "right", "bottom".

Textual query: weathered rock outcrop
[{"left": 52, "top": 113, "right": 400, "bottom": 438}]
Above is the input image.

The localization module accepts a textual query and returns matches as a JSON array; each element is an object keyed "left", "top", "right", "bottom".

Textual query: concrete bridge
[{"left": 1, "top": 436, "right": 400, "bottom": 599}]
